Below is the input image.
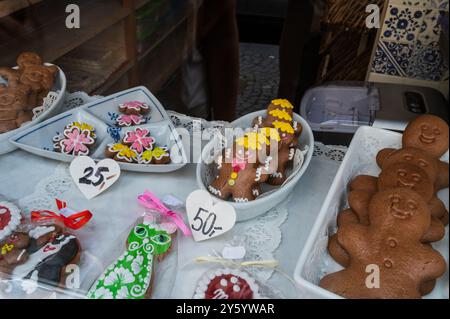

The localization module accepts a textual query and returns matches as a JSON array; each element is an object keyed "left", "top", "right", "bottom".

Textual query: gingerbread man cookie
[
  {"left": 377, "top": 115, "right": 449, "bottom": 191},
  {"left": 208, "top": 131, "right": 274, "bottom": 202},
  {"left": 1, "top": 224, "right": 81, "bottom": 295},
  {"left": 0, "top": 232, "right": 30, "bottom": 276},
  {"left": 321, "top": 189, "right": 446, "bottom": 299}
]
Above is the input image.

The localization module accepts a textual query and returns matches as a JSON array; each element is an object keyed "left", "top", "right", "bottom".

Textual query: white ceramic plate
[
  {"left": 294, "top": 126, "right": 449, "bottom": 299},
  {"left": 196, "top": 110, "right": 314, "bottom": 222},
  {"left": 10, "top": 87, "right": 187, "bottom": 173},
  {"left": 0, "top": 64, "right": 67, "bottom": 155}
]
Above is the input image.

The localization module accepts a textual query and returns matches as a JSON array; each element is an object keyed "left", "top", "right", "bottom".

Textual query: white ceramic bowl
[
  {"left": 0, "top": 63, "right": 67, "bottom": 155},
  {"left": 196, "top": 110, "right": 314, "bottom": 222}
]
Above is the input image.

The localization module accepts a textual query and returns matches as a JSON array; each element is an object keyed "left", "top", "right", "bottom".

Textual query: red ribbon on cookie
[{"left": 31, "top": 199, "right": 92, "bottom": 230}]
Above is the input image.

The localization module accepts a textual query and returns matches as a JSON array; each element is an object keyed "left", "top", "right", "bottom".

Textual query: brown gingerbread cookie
[
  {"left": 0, "top": 83, "right": 31, "bottom": 133},
  {"left": 208, "top": 131, "right": 274, "bottom": 202},
  {"left": 0, "top": 232, "right": 30, "bottom": 276},
  {"left": 321, "top": 188, "right": 446, "bottom": 299},
  {"left": 6, "top": 224, "right": 82, "bottom": 292},
  {"left": 402, "top": 115, "right": 449, "bottom": 159},
  {"left": 19, "top": 64, "right": 58, "bottom": 109},
  {"left": 377, "top": 146, "right": 449, "bottom": 191},
  {"left": 16, "top": 52, "right": 44, "bottom": 69},
  {"left": 378, "top": 162, "right": 448, "bottom": 226},
  {"left": 348, "top": 169, "right": 445, "bottom": 242}
]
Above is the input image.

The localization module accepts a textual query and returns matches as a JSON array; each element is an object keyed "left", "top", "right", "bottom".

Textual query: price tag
[
  {"left": 186, "top": 190, "right": 236, "bottom": 242},
  {"left": 69, "top": 156, "right": 121, "bottom": 199}
]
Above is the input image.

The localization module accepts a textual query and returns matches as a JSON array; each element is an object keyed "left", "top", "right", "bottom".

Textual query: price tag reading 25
[
  {"left": 69, "top": 157, "right": 121, "bottom": 200},
  {"left": 191, "top": 208, "right": 223, "bottom": 238}
]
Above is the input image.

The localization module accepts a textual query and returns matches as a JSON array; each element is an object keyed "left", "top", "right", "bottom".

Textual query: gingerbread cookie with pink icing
[
  {"left": 194, "top": 268, "right": 261, "bottom": 299},
  {"left": 119, "top": 101, "right": 150, "bottom": 115},
  {"left": 105, "top": 128, "right": 171, "bottom": 165},
  {"left": 115, "top": 101, "right": 150, "bottom": 127},
  {"left": 53, "top": 122, "right": 96, "bottom": 156},
  {"left": 123, "top": 127, "right": 155, "bottom": 153},
  {"left": 208, "top": 131, "right": 274, "bottom": 202}
]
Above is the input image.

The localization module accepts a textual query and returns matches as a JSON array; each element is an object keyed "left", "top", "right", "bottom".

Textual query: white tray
[
  {"left": 294, "top": 126, "right": 449, "bottom": 299},
  {"left": 10, "top": 87, "right": 187, "bottom": 173},
  {"left": 0, "top": 64, "right": 67, "bottom": 155}
]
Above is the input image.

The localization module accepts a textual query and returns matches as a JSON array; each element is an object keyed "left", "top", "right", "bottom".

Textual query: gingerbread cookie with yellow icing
[{"left": 208, "top": 131, "right": 274, "bottom": 202}]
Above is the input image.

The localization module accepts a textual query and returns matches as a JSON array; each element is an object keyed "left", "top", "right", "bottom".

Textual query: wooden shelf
[
  {"left": 0, "top": 0, "right": 43, "bottom": 18},
  {"left": 92, "top": 60, "right": 133, "bottom": 95},
  {"left": 0, "top": 0, "right": 131, "bottom": 66},
  {"left": 138, "top": 11, "right": 188, "bottom": 61}
]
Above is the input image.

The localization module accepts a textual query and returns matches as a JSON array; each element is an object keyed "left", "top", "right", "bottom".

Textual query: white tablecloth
[{"left": 0, "top": 92, "right": 348, "bottom": 298}]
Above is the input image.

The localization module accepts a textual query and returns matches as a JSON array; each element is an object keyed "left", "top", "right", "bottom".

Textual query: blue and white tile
[
  {"left": 381, "top": 5, "right": 425, "bottom": 43},
  {"left": 407, "top": 42, "right": 448, "bottom": 80},
  {"left": 372, "top": 41, "right": 413, "bottom": 77},
  {"left": 417, "top": 9, "right": 443, "bottom": 45},
  {"left": 393, "top": 0, "right": 449, "bottom": 10}
]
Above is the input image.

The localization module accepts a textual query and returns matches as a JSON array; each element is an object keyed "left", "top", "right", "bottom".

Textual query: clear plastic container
[{"left": 300, "top": 85, "right": 380, "bottom": 134}]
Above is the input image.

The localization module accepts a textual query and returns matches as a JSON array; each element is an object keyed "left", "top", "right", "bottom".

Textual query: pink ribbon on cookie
[
  {"left": 232, "top": 158, "right": 246, "bottom": 170},
  {"left": 137, "top": 191, "right": 191, "bottom": 236}
]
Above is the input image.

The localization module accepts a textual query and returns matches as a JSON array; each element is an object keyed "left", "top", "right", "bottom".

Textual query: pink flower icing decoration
[
  {"left": 124, "top": 128, "right": 155, "bottom": 153},
  {"left": 117, "top": 114, "right": 145, "bottom": 127},
  {"left": 60, "top": 127, "right": 94, "bottom": 156}
]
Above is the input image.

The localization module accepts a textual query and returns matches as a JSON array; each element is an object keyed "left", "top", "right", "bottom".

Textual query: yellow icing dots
[
  {"left": 236, "top": 132, "right": 271, "bottom": 150},
  {"left": 273, "top": 121, "right": 294, "bottom": 135},
  {"left": 231, "top": 172, "right": 238, "bottom": 179},
  {"left": 1, "top": 244, "right": 13, "bottom": 255},
  {"left": 259, "top": 127, "right": 280, "bottom": 142},
  {"left": 71, "top": 122, "right": 95, "bottom": 132},
  {"left": 271, "top": 99, "right": 294, "bottom": 109},
  {"left": 228, "top": 179, "right": 236, "bottom": 186},
  {"left": 269, "top": 109, "right": 292, "bottom": 121}
]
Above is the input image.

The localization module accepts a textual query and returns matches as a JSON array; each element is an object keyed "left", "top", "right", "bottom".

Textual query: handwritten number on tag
[
  {"left": 191, "top": 208, "right": 223, "bottom": 237},
  {"left": 79, "top": 166, "right": 110, "bottom": 187}
]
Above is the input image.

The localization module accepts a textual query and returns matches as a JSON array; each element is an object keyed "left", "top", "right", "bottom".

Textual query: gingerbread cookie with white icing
[
  {"left": 105, "top": 127, "right": 171, "bottom": 165},
  {"left": 119, "top": 101, "right": 150, "bottom": 115},
  {"left": 1, "top": 224, "right": 81, "bottom": 294},
  {"left": 115, "top": 101, "right": 150, "bottom": 127},
  {"left": 208, "top": 131, "right": 274, "bottom": 202},
  {"left": 0, "top": 232, "right": 29, "bottom": 276},
  {"left": 194, "top": 268, "right": 261, "bottom": 299},
  {"left": 53, "top": 123, "right": 96, "bottom": 156},
  {"left": 88, "top": 221, "right": 171, "bottom": 299}
]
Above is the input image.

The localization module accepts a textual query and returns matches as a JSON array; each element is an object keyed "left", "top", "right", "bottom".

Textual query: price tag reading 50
[
  {"left": 191, "top": 208, "right": 223, "bottom": 238},
  {"left": 186, "top": 190, "right": 236, "bottom": 242}
]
